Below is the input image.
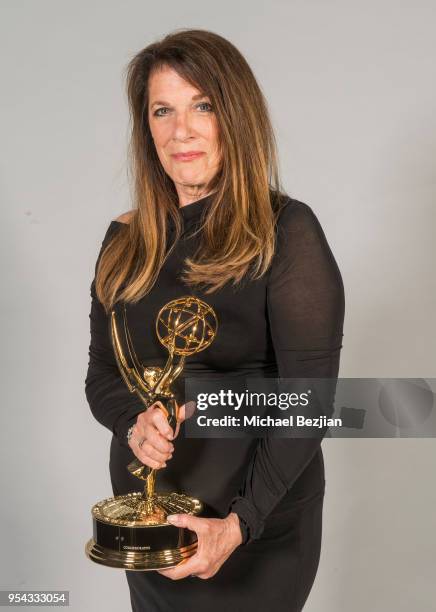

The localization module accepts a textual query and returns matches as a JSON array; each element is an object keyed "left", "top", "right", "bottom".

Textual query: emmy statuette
[{"left": 85, "top": 296, "right": 218, "bottom": 570}]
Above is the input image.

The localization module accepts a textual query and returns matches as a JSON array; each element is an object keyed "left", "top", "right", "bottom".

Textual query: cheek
[
  {"left": 150, "top": 121, "right": 170, "bottom": 148},
  {"left": 203, "top": 120, "right": 221, "bottom": 159},
  {"left": 150, "top": 125, "right": 173, "bottom": 166}
]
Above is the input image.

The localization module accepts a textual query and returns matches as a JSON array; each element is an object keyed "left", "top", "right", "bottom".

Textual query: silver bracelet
[{"left": 127, "top": 425, "right": 134, "bottom": 443}]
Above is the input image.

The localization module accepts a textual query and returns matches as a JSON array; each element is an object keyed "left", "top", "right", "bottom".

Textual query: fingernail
[{"left": 167, "top": 514, "right": 179, "bottom": 524}]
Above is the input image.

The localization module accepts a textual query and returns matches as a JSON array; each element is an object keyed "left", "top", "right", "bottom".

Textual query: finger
[
  {"left": 158, "top": 556, "right": 202, "bottom": 580},
  {"left": 166, "top": 513, "right": 206, "bottom": 534},
  {"left": 181, "top": 400, "right": 196, "bottom": 420},
  {"left": 172, "top": 401, "right": 196, "bottom": 439},
  {"left": 143, "top": 426, "right": 174, "bottom": 455},
  {"left": 134, "top": 452, "right": 166, "bottom": 470},
  {"left": 177, "top": 403, "right": 186, "bottom": 424},
  {"left": 151, "top": 404, "right": 174, "bottom": 440},
  {"left": 137, "top": 441, "right": 170, "bottom": 465},
  {"left": 138, "top": 410, "right": 172, "bottom": 448}
]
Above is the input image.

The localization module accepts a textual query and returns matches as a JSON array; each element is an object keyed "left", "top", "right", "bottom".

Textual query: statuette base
[{"left": 85, "top": 491, "right": 203, "bottom": 571}]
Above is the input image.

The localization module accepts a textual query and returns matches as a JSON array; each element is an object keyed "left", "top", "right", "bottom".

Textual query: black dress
[{"left": 85, "top": 193, "right": 345, "bottom": 612}]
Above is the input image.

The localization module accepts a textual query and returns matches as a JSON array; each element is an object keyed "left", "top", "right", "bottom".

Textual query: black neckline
[
  {"left": 178, "top": 192, "right": 214, "bottom": 220},
  {"left": 111, "top": 192, "right": 214, "bottom": 227}
]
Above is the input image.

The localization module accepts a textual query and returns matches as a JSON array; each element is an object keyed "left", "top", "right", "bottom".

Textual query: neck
[{"left": 176, "top": 185, "right": 214, "bottom": 208}]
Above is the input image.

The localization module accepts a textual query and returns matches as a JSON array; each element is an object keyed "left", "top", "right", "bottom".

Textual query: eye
[
  {"left": 152, "top": 102, "right": 214, "bottom": 117},
  {"left": 196, "top": 102, "right": 213, "bottom": 112},
  {"left": 153, "top": 107, "right": 170, "bottom": 117}
]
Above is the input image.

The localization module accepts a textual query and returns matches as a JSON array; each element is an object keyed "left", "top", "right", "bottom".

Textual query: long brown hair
[{"left": 95, "top": 28, "right": 286, "bottom": 312}]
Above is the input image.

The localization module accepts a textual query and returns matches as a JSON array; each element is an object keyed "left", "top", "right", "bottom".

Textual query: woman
[{"left": 85, "top": 29, "right": 345, "bottom": 611}]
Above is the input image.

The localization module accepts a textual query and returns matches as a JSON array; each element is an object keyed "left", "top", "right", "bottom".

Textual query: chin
[{"left": 173, "top": 170, "right": 208, "bottom": 185}]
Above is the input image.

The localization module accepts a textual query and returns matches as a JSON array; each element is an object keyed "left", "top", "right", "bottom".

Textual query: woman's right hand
[{"left": 128, "top": 401, "right": 191, "bottom": 469}]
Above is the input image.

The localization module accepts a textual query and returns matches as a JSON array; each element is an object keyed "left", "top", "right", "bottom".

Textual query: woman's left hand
[{"left": 157, "top": 512, "right": 243, "bottom": 580}]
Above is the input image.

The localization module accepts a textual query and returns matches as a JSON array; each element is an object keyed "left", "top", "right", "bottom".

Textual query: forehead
[{"left": 148, "top": 65, "right": 205, "bottom": 101}]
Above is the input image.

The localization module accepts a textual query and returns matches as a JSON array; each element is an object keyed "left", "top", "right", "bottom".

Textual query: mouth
[{"left": 171, "top": 151, "right": 205, "bottom": 162}]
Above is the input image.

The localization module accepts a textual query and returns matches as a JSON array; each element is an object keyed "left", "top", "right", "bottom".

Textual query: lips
[{"left": 171, "top": 151, "right": 205, "bottom": 161}]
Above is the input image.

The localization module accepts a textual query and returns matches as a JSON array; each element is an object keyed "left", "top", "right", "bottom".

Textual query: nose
[{"left": 172, "top": 109, "right": 193, "bottom": 141}]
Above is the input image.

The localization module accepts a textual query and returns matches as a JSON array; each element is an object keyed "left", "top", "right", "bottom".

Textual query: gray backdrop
[{"left": 1, "top": 1, "right": 435, "bottom": 610}]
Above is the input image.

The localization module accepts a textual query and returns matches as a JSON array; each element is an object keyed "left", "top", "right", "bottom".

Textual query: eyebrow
[{"left": 150, "top": 93, "right": 209, "bottom": 108}]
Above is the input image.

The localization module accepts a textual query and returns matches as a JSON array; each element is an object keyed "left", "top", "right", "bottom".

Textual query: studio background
[{"left": 1, "top": 1, "right": 435, "bottom": 610}]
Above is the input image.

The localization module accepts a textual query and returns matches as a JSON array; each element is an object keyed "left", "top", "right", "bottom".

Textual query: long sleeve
[
  {"left": 228, "top": 199, "right": 345, "bottom": 544},
  {"left": 85, "top": 222, "right": 145, "bottom": 448}
]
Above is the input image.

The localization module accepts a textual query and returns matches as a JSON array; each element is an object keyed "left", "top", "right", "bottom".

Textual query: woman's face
[{"left": 148, "top": 65, "right": 221, "bottom": 203}]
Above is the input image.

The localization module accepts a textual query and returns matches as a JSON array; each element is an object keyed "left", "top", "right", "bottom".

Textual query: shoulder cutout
[{"left": 115, "top": 210, "right": 134, "bottom": 224}]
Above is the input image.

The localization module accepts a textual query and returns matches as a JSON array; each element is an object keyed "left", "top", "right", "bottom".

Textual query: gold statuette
[{"left": 85, "top": 296, "right": 218, "bottom": 570}]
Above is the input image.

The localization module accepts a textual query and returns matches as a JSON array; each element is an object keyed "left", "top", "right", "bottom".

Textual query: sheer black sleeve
[
  {"left": 85, "top": 222, "right": 145, "bottom": 448},
  {"left": 228, "top": 199, "right": 345, "bottom": 544}
]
